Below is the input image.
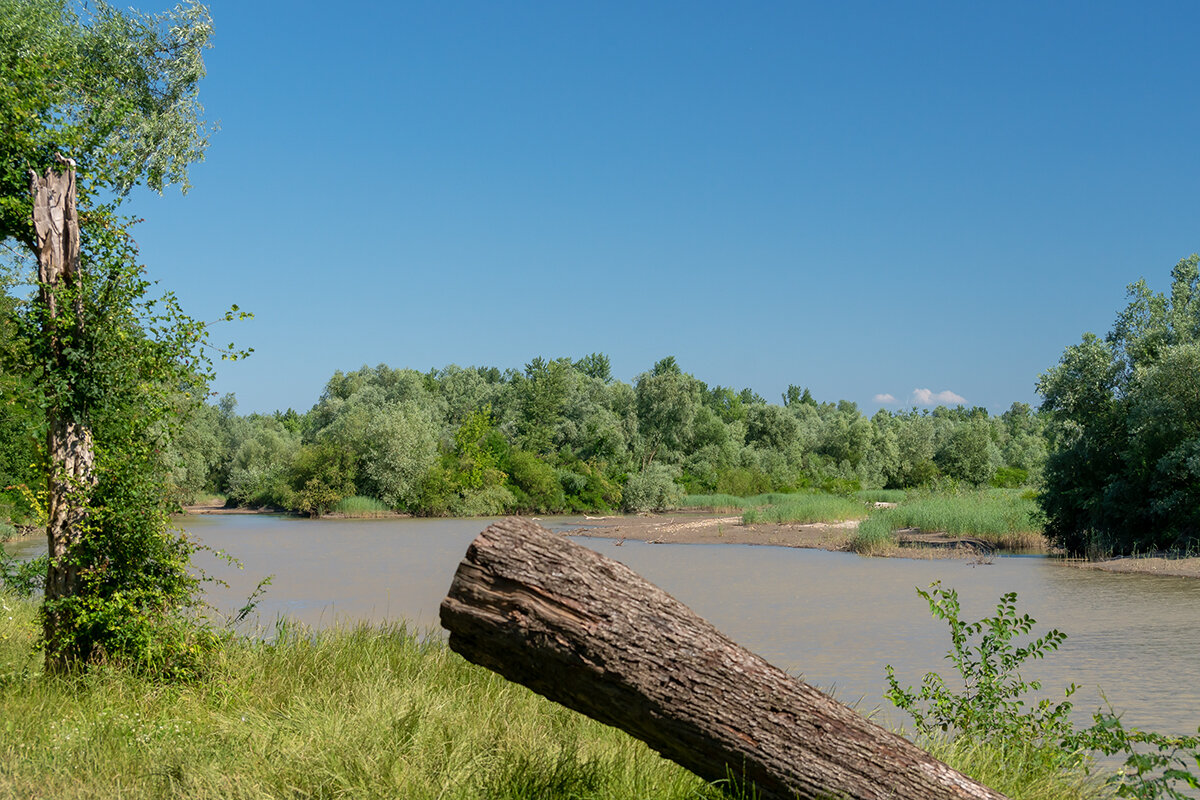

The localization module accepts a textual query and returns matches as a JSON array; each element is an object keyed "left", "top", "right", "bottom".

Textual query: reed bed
[
  {"left": 849, "top": 514, "right": 898, "bottom": 555},
  {"left": 678, "top": 493, "right": 792, "bottom": 513},
  {"left": 741, "top": 493, "right": 868, "bottom": 525},
  {"left": 854, "top": 490, "right": 1045, "bottom": 552},
  {"left": 855, "top": 489, "right": 908, "bottom": 504},
  {"left": 332, "top": 495, "right": 394, "bottom": 518}
]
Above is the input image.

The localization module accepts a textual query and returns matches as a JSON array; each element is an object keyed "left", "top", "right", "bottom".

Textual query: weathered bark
[
  {"left": 441, "top": 518, "right": 1008, "bottom": 800},
  {"left": 31, "top": 155, "right": 96, "bottom": 672}
]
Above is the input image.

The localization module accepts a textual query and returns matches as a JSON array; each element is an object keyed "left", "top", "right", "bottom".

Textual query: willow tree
[{"left": 0, "top": 0, "right": 237, "bottom": 673}]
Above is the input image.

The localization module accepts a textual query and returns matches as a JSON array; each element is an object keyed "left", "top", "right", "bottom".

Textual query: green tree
[
  {"left": 0, "top": 0, "right": 212, "bottom": 246},
  {"left": 1039, "top": 255, "right": 1200, "bottom": 554},
  {"left": 0, "top": 0, "right": 229, "bottom": 673},
  {"left": 634, "top": 356, "right": 701, "bottom": 468}
]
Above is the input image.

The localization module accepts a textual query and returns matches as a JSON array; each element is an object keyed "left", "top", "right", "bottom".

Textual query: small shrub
[
  {"left": 891, "top": 583, "right": 1200, "bottom": 799},
  {"left": 623, "top": 465, "right": 684, "bottom": 512},
  {"left": 885, "top": 582, "right": 1077, "bottom": 749},
  {"left": 506, "top": 451, "right": 565, "bottom": 513},
  {"left": 455, "top": 486, "right": 516, "bottom": 517}
]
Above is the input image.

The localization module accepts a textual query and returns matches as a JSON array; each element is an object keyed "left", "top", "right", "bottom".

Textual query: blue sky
[{"left": 126, "top": 1, "right": 1200, "bottom": 415}]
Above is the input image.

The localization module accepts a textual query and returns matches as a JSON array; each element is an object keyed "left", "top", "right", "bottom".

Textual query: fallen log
[{"left": 440, "top": 517, "right": 1008, "bottom": 800}]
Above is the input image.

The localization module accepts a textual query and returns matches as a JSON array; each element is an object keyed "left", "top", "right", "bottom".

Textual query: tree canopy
[
  {"left": 1, "top": 0, "right": 223, "bottom": 674},
  {"left": 1039, "top": 255, "right": 1200, "bottom": 555}
]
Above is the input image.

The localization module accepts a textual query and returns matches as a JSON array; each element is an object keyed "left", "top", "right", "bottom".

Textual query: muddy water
[{"left": 14, "top": 514, "right": 1200, "bottom": 736}]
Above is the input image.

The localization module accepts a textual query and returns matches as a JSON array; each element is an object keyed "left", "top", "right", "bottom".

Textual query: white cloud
[
  {"left": 912, "top": 388, "right": 966, "bottom": 406},
  {"left": 873, "top": 393, "right": 897, "bottom": 403}
]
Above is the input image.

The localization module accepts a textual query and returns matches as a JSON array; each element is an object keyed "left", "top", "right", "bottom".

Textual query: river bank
[
  {"left": 173, "top": 501, "right": 1200, "bottom": 578},
  {"left": 0, "top": 590, "right": 1113, "bottom": 800},
  {"left": 572, "top": 512, "right": 1200, "bottom": 577}
]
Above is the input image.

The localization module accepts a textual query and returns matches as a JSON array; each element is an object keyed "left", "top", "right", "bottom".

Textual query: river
[{"left": 9, "top": 513, "right": 1200, "bottom": 738}]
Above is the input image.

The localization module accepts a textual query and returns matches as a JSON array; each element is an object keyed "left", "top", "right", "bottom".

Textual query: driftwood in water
[{"left": 440, "top": 517, "right": 1008, "bottom": 800}]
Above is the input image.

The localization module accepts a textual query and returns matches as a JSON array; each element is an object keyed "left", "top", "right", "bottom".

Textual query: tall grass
[
  {"left": 332, "top": 495, "right": 393, "bottom": 518},
  {"left": 861, "top": 490, "right": 1045, "bottom": 550},
  {"left": 927, "top": 737, "right": 1114, "bottom": 800},
  {"left": 742, "top": 493, "right": 868, "bottom": 525},
  {"left": 849, "top": 514, "right": 898, "bottom": 555},
  {"left": 678, "top": 493, "right": 781, "bottom": 513},
  {"left": 0, "top": 592, "right": 1113, "bottom": 800},
  {"left": 0, "top": 592, "right": 736, "bottom": 800}
]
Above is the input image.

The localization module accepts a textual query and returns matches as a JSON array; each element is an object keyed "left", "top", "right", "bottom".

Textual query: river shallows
[{"left": 175, "top": 513, "right": 1200, "bottom": 737}]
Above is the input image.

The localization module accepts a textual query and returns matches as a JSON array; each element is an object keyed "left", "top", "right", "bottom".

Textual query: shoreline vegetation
[
  {"left": 175, "top": 489, "right": 1200, "bottom": 579},
  {"left": 0, "top": 591, "right": 1123, "bottom": 800}
]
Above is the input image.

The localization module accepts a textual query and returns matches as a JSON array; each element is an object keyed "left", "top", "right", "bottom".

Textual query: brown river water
[{"left": 8, "top": 514, "right": 1200, "bottom": 738}]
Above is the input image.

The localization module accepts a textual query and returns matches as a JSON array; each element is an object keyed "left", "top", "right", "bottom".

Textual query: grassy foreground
[{"left": 0, "top": 592, "right": 1111, "bottom": 800}]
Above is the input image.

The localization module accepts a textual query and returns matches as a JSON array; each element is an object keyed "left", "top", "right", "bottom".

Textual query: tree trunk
[
  {"left": 441, "top": 518, "right": 1009, "bottom": 800},
  {"left": 31, "top": 155, "right": 96, "bottom": 673}
]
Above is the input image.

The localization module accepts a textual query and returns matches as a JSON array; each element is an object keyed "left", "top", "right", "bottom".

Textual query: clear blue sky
[{"left": 126, "top": 1, "right": 1200, "bottom": 415}]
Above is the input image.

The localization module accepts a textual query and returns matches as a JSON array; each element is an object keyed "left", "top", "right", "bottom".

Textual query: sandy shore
[
  {"left": 1061, "top": 553, "right": 1200, "bottom": 578},
  {"left": 570, "top": 511, "right": 990, "bottom": 558},
  {"left": 572, "top": 512, "right": 1200, "bottom": 577}
]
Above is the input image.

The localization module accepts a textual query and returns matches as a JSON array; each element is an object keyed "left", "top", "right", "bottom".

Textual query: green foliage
[
  {"left": 176, "top": 351, "right": 1051, "bottom": 521},
  {"left": 291, "top": 443, "right": 356, "bottom": 517},
  {"left": 886, "top": 583, "right": 1077, "bottom": 748},
  {"left": 849, "top": 514, "right": 897, "bottom": 554},
  {"left": 991, "top": 466, "right": 1030, "bottom": 489},
  {"left": 715, "top": 466, "right": 773, "bottom": 497},
  {"left": 505, "top": 450, "right": 565, "bottom": 513},
  {"left": 0, "top": 548, "right": 45, "bottom": 596},
  {"left": 0, "top": 0, "right": 213, "bottom": 246},
  {"left": 331, "top": 495, "right": 391, "bottom": 517},
  {"left": 936, "top": 419, "right": 1001, "bottom": 486},
  {"left": 453, "top": 405, "right": 506, "bottom": 492},
  {"left": 1071, "top": 706, "right": 1200, "bottom": 800},
  {"left": 455, "top": 485, "right": 517, "bottom": 517},
  {"left": 891, "top": 584, "right": 1200, "bottom": 799},
  {"left": 622, "top": 463, "right": 684, "bottom": 512},
  {"left": 1039, "top": 255, "right": 1200, "bottom": 555},
  {"left": 741, "top": 492, "right": 867, "bottom": 525}
]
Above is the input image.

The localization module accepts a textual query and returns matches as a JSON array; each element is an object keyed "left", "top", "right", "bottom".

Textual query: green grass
[
  {"left": 0, "top": 592, "right": 738, "bottom": 800},
  {"left": 741, "top": 493, "right": 868, "bottom": 525},
  {"left": 849, "top": 513, "right": 898, "bottom": 555},
  {"left": 332, "top": 495, "right": 394, "bottom": 518},
  {"left": 677, "top": 493, "right": 783, "bottom": 512},
  {"left": 861, "top": 490, "right": 1045, "bottom": 550},
  {"left": 0, "top": 592, "right": 1115, "bottom": 800},
  {"left": 927, "top": 736, "right": 1114, "bottom": 800}
]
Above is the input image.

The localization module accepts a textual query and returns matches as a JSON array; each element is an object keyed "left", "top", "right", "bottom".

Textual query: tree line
[{"left": 151, "top": 354, "right": 1049, "bottom": 518}]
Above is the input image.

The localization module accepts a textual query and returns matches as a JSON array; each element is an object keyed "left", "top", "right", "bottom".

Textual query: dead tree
[
  {"left": 31, "top": 155, "right": 96, "bottom": 672},
  {"left": 441, "top": 518, "right": 1008, "bottom": 800}
]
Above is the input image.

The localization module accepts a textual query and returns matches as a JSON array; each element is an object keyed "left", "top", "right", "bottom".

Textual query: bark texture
[
  {"left": 441, "top": 518, "right": 1009, "bottom": 800},
  {"left": 31, "top": 155, "right": 96, "bottom": 672}
]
